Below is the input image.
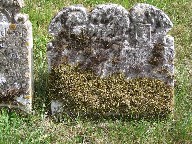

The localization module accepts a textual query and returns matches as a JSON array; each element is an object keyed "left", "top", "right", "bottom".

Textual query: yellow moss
[
  {"left": 25, "top": 42, "right": 30, "bottom": 46},
  {"left": 24, "top": 95, "right": 31, "bottom": 99},
  {"left": 9, "top": 24, "right": 17, "bottom": 30},
  {"left": 48, "top": 64, "right": 174, "bottom": 117}
]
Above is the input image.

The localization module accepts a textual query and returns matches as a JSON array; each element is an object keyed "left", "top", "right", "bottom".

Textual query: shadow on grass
[
  {"left": 49, "top": 110, "right": 173, "bottom": 125},
  {"left": 33, "top": 70, "right": 50, "bottom": 115}
]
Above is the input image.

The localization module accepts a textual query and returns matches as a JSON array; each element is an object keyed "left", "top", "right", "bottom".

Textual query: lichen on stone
[{"left": 49, "top": 64, "right": 173, "bottom": 117}]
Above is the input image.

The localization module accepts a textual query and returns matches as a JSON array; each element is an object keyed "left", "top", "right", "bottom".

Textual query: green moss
[{"left": 48, "top": 64, "right": 174, "bottom": 118}]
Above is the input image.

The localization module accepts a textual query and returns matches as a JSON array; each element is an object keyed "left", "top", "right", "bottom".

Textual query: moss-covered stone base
[{"left": 49, "top": 65, "right": 173, "bottom": 118}]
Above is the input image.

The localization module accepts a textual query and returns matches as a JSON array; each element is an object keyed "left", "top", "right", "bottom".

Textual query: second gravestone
[
  {"left": 48, "top": 3, "right": 174, "bottom": 118},
  {"left": 0, "top": 0, "right": 33, "bottom": 112}
]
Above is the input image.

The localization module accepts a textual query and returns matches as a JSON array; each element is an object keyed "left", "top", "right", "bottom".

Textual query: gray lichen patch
[
  {"left": 47, "top": 3, "right": 174, "bottom": 117},
  {"left": 0, "top": 0, "right": 33, "bottom": 112}
]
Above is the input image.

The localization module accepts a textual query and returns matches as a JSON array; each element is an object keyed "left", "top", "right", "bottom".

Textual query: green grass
[{"left": 0, "top": 0, "right": 192, "bottom": 143}]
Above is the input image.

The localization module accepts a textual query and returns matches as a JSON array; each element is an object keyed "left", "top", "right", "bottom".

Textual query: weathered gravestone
[
  {"left": 48, "top": 3, "right": 174, "bottom": 117},
  {"left": 0, "top": 0, "right": 33, "bottom": 112}
]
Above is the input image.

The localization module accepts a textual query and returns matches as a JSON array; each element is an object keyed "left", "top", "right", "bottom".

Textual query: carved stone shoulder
[
  {"left": 0, "top": 0, "right": 24, "bottom": 8},
  {"left": 49, "top": 5, "right": 88, "bottom": 36},
  {"left": 0, "top": 0, "right": 25, "bottom": 23},
  {"left": 130, "top": 3, "right": 173, "bottom": 43}
]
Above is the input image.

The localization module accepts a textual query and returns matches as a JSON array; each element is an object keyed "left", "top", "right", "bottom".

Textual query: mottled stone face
[
  {"left": 0, "top": 0, "right": 33, "bottom": 112},
  {"left": 48, "top": 3, "right": 174, "bottom": 117}
]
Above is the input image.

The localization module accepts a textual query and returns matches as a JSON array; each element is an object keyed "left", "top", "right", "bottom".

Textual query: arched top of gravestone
[
  {"left": 48, "top": 3, "right": 173, "bottom": 43},
  {"left": 49, "top": 4, "right": 130, "bottom": 40},
  {"left": 0, "top": 0, "right": 25, "bottom": 22},
  {"left": 89, "top": 4, "right": 130, "bottom": 41},
  {"left": 0, "top": 0, "right": 25, "bottom": 9},
  {"left": 49, "top": 5, "right": 88, "bottom": 36},
  {"left": 130, "top": 3, "right": 173, "bottom": 35}
]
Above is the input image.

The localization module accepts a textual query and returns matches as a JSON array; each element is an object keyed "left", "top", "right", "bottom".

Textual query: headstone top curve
[
  {"left": 0, "top": 0, "right": 25, "bottom": 23},
  {"left": 0, "top": 0, "right": 25, "bottom": 9},
  {"left": 130, "top": 3, "right": 173, "bottom": 33}
]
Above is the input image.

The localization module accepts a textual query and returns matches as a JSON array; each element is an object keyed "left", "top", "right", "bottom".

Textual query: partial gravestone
[
  {"left": 48, "top": 3, "right": 174, "bottom": 118},
  {"left": 0, "top": 0, "right": 33, "bottom": 112}
]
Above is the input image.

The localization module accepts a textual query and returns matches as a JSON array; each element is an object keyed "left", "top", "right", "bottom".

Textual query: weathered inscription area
[{"left": 0, "top": 0, "right": 33, "bottom": 112}]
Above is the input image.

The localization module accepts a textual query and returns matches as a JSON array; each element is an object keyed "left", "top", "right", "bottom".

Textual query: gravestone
[
  {"left": 48, "top": 3, "right": 174, "bottom": 117},
  {"left": 0, "top": 0, "right": 33, "bottom": 112}
]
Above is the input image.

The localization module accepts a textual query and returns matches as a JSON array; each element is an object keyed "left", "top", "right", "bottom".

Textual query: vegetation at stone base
[
  {"left": 0, "top": 0, "right": 191, "bottom": 143},
  {"left": 49, "top": 64, "right": 173, "bottom": 118}
]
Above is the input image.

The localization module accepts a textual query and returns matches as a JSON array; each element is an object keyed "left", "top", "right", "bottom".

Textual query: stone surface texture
[
  {"left": 48, "top": 3, "right": 174, "bottom": 116},
  {"left": 0, "top": 0, "right": 33, "bottom": 112}
]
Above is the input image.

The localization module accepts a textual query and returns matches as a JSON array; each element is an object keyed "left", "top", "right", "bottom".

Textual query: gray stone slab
[
  {"left": 0, "top": 0, "right": 33, "bottom": 112},
  {"left": 48, "top": 3, "right": 174, "bottom": 117}
]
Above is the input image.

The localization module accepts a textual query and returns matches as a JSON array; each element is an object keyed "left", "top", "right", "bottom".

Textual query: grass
[{"left": 0, "top": 0, "right": 192, "bottom": 143}]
